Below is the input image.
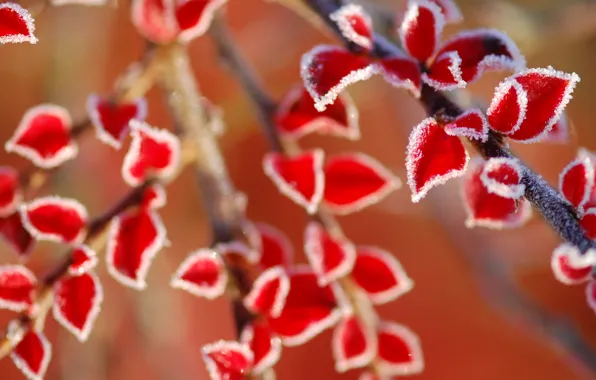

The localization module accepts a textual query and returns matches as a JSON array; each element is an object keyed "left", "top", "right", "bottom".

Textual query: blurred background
[{"left": 2, "top": 0, "right": 596, "bottom": 378}]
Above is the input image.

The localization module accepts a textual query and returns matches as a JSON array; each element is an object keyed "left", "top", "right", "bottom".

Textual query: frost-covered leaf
[
  {"left": 301, "top": 45, "right": 377, "bottom": 112},
  {"left": 5, "top": 105, "right": 77, "bottom": 169},
  {"left": 377, "top": 56, "right": 422, "bottom": 97},
  {"left": 170, "top": 248, "right": 227, "bottom": 299},
  {"left": 141, "top": 184, "right": 167, "bottom": 210},
  {"left": 332, "top": 314, "right": 377, "bottom": 372},
  {"left": 176, "top": 0, "right": 226, "bottom": 42},
  {"left": 486, "top": 79, "right": 527, "bottom": 135},
  {"left": 480, "top": 157, "right": 525, "bottom": 199},
  {"left": 406, "top": 117, "right": 469, "bottom": 203},
  {"left": 550, "top": 244, "right": 594, "bottom": 285},
  {"left": 323, "top": 153, "right": 401, "bottom": 214},
  {"left": 330, "top": 4, "right": 373, "bottom": 50},
  {"left": 580, "top": 209, "right": 596, "bottom": 240},
  {"left": 53, "top": 271, "right": 103, "bottom": 342},
  {"left": 444, "top": 109, "right": 489, "bottom": 142},
  {"left": 0, "top": 212, "right": 34, "bottom": 257},
  {"left": 304, "top": 222, "right": 356, "bottom": 286},
  {"left": 69, "top": 245, "right": 98, "bottom": 276},
  {"left": 0, "top": 3, "right": 37, "bottom": 44},
  {"left": 254, "top": 222, "right": 293, "bottom": 269},
  {"left": 87, "top": 94, "right": 147, "bottom": 149},
  {"left": 0, "top": 166, "right": 21, "bottom": 217},
  {"left": 352, "top": 247, "right": 413, "bottom": 305},
  {"left": 240, "top": 321, "right": 281, "bottom": 375},
  {"left": 106, "top": 208, "right": 166, "bottom": 290},
  {"left": 202, "top": 340, "right": 253, "bottom": 380},
  {"left": 559, "top": 155, "right": 594, "bottom": 214},
  {"left": 376, "top": 321, "right": 424, "bottom": 376},
  {"left": 20, "top": 196, "right": 88, "bottom": 244},
  {"left": 422, "top": 51, "right": 465, "bottom": 90},
  {"left": 263, "top": 150, "right": 325, "bottom": 214},
  {"left": 0, "top": 265, "right": 36, "bottom": 312},
  {"left": 275, "top": 86, "right": 360, "bottom": 140},
  {"left": 11, "top": 328, "right": 51, "bottom": 380},
  {"left": 244, "top": 266, "right": 290, "bottom": 318},
  {"left": 399, "top": 0, "right": 444, "bottom": 63}
]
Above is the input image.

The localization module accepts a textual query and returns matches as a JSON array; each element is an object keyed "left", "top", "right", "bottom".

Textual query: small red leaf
[
  {"left": 377, "top": 321, "right": 424, "bottom": 376},
  {"left": 480, "top": 157, "right": 525, "bottom": 199},
  {"left": 301, "top": 45, "right": 377, "bottom": 112},
  {"left": 0, "top": 166, "right": 21, "bottom": 217},
  {"left": 462, "top": 158, "right": 532, "bottom": 229},
  {"left": 497, "top": 68, "right": 580, "bottom": 143},
  {"left": 422, "top": 51, "right": 466, "bottom": 90},
  {"left": 580, "top": 209, "right": 596, "bottom": 240},
  {"left": 106, "top": 208, "right": 166, "bottom": 290},
  {"left": 268, "top": 266, "right": 341, "bottom": 346},
  {"left": 487, "top": 79, "right": 527, "bottom": 135},
  {"left": 87, "top": 94, "right": 147, "bottom": 149},
  {"left": 20, "top": 196, "right": 88, "bottom": 244},
  {"left": 352, "top": 247, "right": 413, "bottom": 304},
  {"left": 11, "top": 328, "right": 51, "bottom": 380},
  {"left": 275, "top": 85, "right": 360, "bottom": 140},
  {"left": 444, "top": 109, "right": 489, "bottom": 142},
  {"left": 0, "top": 212, "right": 35, "bottom": 257},
  {"left": 254, "top": 222, "right": 293, "bottom": 269},
  {"left": 170, "top": 248, "right": 227, "bottom": 299},
  {"left": 406, "top": 117, "right": 469, "bottom": 203},
  {"left": 0, "top": 3, "right": 37, "bottom": 44},
  {"left": 324, "top": 153, "right": 401, "bottom": 214},
  {"left": 559, "top": 156, "right": 594, "bottom": 214},
  {"left": 0, "top": 265, "right": 36, "bottom": 312},
  {"left": 332, "top": 314, "right": 377, "bottom": 372},
  {"left": 5, "top": 105, "right": 77, "bottom": 169},
  {"left": 400, "top": 0, "right": 444, "bottom": 63},
  {"left": 131, "top": 0, "right": 179, "bottom": 44},
  {"left": 202, "top": 340, "right": 253, "bottom": 380},
  {"left": 433, "top": 29, "right": 525, "bottom": 84},
  {"left": 69, "top": 245, "right": 98, "bottom": 276},
  {"left": 122, "top": 120, "right": 181, "bottom": 186},
  {"left": 141, "top": 184, "right": 167, "bottom": 210},
  {"left": 550, "top": 244, "right": 594, "bottom": 285},
  {"left": 240, "top": 321, "right": 281, "bottom": 375},
  {"left": 330, "top": 4, "right": 373, "bottom": 50},
  {"left": 53, "top": 271, "right": 103, "bottom": 342},
  {"left": 244, "top": 266, "right": 290, "bottom": 318},
  {"left": 175, "top": 0, "right": 227, "bottom": 42},
  {"left": 304, "top": 222, "right": 356, "bottom": 286},
  {"left": 263, "top": 150, "right": 325, "bottom": 214},
  {"left": 377, "top": 56, "right": 422, "bottom": 97}
]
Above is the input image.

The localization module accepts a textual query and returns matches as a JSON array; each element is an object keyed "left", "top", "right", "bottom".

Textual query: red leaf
[
  {"left": 69, "top": 245, "right": 98, "bottom": 276},
  {"left": 550, "top": 244, "right": 594, "bottom": 285},
  {"left": 486, "top": 79, "right": 527, "bottom": 135},
  {"left": 254, "top": 222, "right": 293, "bottom": 269},
  {"left": 170, "top": 248, "right": 227, "bottom": 299},
  {"left": 11, "top": 328, "right": 51, "bottom": 380},
  {"left": 586, "top": 280, "right": 596, "bottom": 314},
  {"left": 0, "top": 212, "right": 35, "bottom": 257},
  {"left": 580, "top": 209, "right": 596, "bottom": 240},
  {"left": 494, "top": 68, "right": 580, "bottom": 143},
  {"left": 240, "top": 321, "right": 281, "bottom": 375},
  {"left": 275, "top": 85, "right": 360, "bottom": 140},
  {"left": 5, "top": 104, "right": 77, "bottom": 169},
  {"left": 106, "top": 208, "right": 166, "bottom": 290},
  {"left": 332, "top": 314, "right": 376, "bottom": 372},
  {"left": 559, "top": 156, "right": 594, "bottom": 214},
  {"left": 244, "top": 266, "right": 290, "bottom": 318},
  {"left": 444, "top": 109, "right": 489, "bottom": 142},
  {"left": 399, "top": 0, "right": 444, "bottom": 62},
  {"left": 0, "top": 166, "right": 21, "bottom": 217},
  {"left": 377, "top": 321, "right": 424, "bottom": 376},
  {"left": 175, "top": 0, "right": 226, "bottom": 42},
  {"left": 323, "top": 153, "right": 401, "bottom": 214},
  {"left": 428, "top": 0, "right": 461, "bottom": 23},
  {"left": 268, "top": 266, "right": 341, "bottom": 346},
  {"left": 352, "top": 247, "right": 413, "bottom": 304},
  {"left": 20, "top": 196, "right": 88, "bottom": 244},
  {"left": 123, "top": 120, "right": 181, "bottom": 186},
  {"left": 141, "top": 184, "right": 167, "bottom": 210},
  {"left": 480, "top": 157, "right": 525, "bottom": 199},
  {"left": 0, "top": 265, "right": 36, "bottom": 312},
  {"left": 87, "top": 94, "right": 147, "bottom": 149},
  {"left": 301, "top": 45, "right": 377, "bottom": 112},
  {"left": 202, "top": 340, "right": 253, "bottom": 380},
  {"left": 304, "top": 222, "right": 356, "bottom": 286},
  {"left": 422, "top": 51, "right": 466, "bottom": 90},
  {"left": 53, "top": 271, "right": 103, "bottom": 342},
  {"left": 377, "top": 56, "right": 422, "bottom": 97},
  {"left": 329, "top": 4, "right": 373, "bottom": 50},
  {"left": 432, "top": 29, "right": 525, "bottom": 84},
  {"left": 0, "top": 3, "right": 37, "bottom": 44},
  {"left": 462, "top": 158, "right": 532, "bottom": 229},
  {"left": 406, "top": 117, "right": 469, "bottom": 203},
  {"left": 263, "top": 150, "right": 325, "bottom": 214},
  {"left": 131, "top": 0, "right": 179, "bottom": 44}
]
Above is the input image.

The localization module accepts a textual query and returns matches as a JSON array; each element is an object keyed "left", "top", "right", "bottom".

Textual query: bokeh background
[{"left": 2, "top": 0, "right": 596, "bottom": 378}]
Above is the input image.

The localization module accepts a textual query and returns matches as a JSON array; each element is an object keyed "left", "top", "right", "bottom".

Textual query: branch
[{"left": 303, "top": 0, "right": 596, "bottom": 254}]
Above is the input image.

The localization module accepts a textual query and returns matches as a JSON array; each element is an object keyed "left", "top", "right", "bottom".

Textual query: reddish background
[{"left": 2, "top": 0, "right": 596, "bottom": 379}]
